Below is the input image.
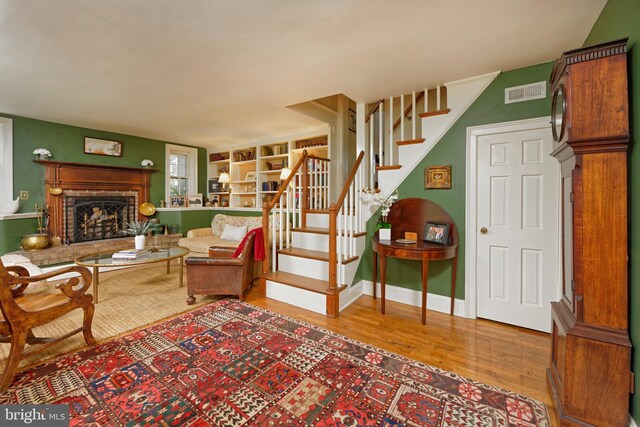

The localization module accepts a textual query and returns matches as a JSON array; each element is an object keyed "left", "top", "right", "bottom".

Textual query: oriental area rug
[{"left": 0, "top": 299, "right": 550, "bottom": 426}]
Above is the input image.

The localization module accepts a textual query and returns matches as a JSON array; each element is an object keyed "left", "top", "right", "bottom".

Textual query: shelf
[
  {"left": 210, "top": 159, "right": 230, "bottom": 164},
  {"left": 261, "top": 153, "right": 288, "bottom": 160},
  {"left": 233, "top": 192, "right": 256, "bottom": 195},
  {"left": 261, "top": 191, "right": 279, "bottom": 194},
  {"left": 232, "top": 159, "right": 256, "bottom": 165},
  {"left": 232, "top": 180, "right": 257, "bottom": 184},
  {"left": 208, "top": 192, "right": 229, "bottom": 195},
  {"left": 260, "top": 170, "right": 283, "bottom": 174},
  {"left": 291, "top": 146, "right": 327, "bottom": 152}
]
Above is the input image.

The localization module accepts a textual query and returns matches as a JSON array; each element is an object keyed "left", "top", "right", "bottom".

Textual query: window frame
[
  {"left": 165, "top": 144, "right": 198, "bottom": 203},
  {"left": 0, "top": 117, "right": 13, "bottom": 202}
]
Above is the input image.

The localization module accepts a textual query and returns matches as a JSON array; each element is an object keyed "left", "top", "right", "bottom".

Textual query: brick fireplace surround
[{"left": 10, "top": 161, "right": 181, "bottom": 266}]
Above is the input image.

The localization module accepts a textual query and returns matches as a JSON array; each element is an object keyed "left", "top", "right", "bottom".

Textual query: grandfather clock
[{"left": 547, "top": 39, "right": 632, "bottom": 426}]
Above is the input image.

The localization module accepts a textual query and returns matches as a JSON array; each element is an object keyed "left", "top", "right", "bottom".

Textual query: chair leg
[
  {"left": 0, "top": 331, "right": 27, "bottom": 391},
  {"left": 82, "top": 304, "right": 97, "bottom": 346}
]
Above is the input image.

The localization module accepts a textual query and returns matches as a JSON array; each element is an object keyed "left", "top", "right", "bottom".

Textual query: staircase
[
  {"left": 360, "top": 72, "right": 499, "bottom": 214},
  {"left": 261, "top": 151, "right": 366, "bottom": 317},
  {"left": 260, "top": 72, "right": 499, "bottom": 318}
]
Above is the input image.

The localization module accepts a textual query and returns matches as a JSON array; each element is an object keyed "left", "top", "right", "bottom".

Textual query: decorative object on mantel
[
  {"left": 126, "top": 220, "right": 150, "bottom": 249},
  {"left": 139, "top": 202, "right": 156, "bottom": 217},
  {"left": 141, "top": 159, "right": 154, "bottom": 168},
  {"left": 32, "top": 148, "right": 52, "bottom": 160},
  {"left": 84, "top": 137, "right": 122, "bottom": 157},
  {"left": 21, "top": 233, "right": 50, "bottom": 250},
  {"left": 425, "top": 165, "right": 452, "bottom": 189},
  {"left": 0, "top": 197, "right": 19, "bottom": 214},
  {"left": 363, "top": 187, "right": 398, "bottom": 240}
]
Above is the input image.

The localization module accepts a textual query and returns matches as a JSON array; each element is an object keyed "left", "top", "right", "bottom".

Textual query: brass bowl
[
  {"left": 21, "top": 234, "right": 50, "bottom": 250},
  {"left": 139, "top": 202, "right": 156, "bottom": 216}
]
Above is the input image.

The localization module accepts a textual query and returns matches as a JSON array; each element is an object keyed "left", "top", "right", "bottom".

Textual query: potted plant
[
  {"left": 126, "top": 220, "right": 150, "bottom": 249},
  {"left": 363, "top": 188, "right": 399, "bottom": 240}
]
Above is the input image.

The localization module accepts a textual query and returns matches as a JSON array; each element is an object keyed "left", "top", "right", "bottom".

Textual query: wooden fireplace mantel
[{"left": 35, "top": 160, "right": 157, "bottom": 238}]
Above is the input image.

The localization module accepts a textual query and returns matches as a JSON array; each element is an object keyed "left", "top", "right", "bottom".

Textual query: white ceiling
[{"left": 0, "top": 0, "right": 606, "bottom": 149}]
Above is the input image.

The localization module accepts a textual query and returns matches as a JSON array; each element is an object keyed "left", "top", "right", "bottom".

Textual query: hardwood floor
[{"left": 245, "top": 282, "right": 558, "bottom": 425}]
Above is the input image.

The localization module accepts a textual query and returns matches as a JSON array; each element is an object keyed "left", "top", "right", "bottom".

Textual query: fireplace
[
  {"left": 65, "top": 194, "right": 137, "bottom": 244},
  {"left": 36, "top": 160, "right": 155, "bottom": 243}
]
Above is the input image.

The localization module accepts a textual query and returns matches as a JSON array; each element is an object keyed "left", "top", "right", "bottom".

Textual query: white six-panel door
[{"left": 475, "top": 127, "right": 558, "bottom": 332}]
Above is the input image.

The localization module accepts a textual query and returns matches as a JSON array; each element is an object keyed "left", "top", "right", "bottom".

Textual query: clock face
[{"left": 551, "top": 84, "right": 566, "bottom": 142}]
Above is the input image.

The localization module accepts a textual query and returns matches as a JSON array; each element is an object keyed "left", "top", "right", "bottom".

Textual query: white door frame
[{"left": 464, "top": 117, "right": 560, "bottom": 319}]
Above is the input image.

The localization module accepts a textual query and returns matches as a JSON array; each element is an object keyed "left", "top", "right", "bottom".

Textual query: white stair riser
[
  {"left": 265, "top": 280, "right": 326, "bottom": 315},
  {"left": 306, "top": 213, "right": 329, "bottom": 228},
  {"left": 291, "top": 232, "right": 364, "bottom": 253},
  {"left": 278, "top": 254, "right": 328, "bottom": 281}
]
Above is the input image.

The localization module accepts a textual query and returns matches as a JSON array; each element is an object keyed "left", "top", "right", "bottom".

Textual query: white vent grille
[{"left": 504, "top": 81, "right": 547, "bottom": 104}]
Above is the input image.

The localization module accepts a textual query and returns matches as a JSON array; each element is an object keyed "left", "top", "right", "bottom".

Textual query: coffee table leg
[
  {"left": 93, "top": 265, "right": 99, "bottom": 304},
  {"left": 179, "top": 256, "right": 184, "bottom": 288}
]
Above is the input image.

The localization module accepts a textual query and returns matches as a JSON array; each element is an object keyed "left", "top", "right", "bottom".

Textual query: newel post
[
  {"left": 262, "top": 204, "right": 270, "bottom": 277},
  {"left": 328, "top": 203, "right": 337, "bottom": 291},
  {"left": 301, "top": 151, "right": 309, "bottom": 227}
]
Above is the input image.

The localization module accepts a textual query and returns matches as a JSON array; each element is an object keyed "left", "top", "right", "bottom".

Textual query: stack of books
[{"left": 112, "top": 249, "right": 151, "bottom": 260}]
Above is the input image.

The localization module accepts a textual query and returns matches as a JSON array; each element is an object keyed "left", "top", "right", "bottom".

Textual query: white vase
[
  {"left": 378, "top": 228, "right": 391, "bottom": 241},
  {"left": 134, "top": 235, "right": 146, "bottom": 249}
]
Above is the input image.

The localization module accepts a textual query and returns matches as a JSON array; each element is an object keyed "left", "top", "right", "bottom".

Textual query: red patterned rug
[{"left": 0, "top": 299, "right": 549, "bottom": 426}]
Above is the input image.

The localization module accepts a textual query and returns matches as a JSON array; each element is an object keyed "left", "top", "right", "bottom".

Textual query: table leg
[
  {"left": 422, "top": 259, "right": 429, "bottom": 325},
  {"left": 93, "top": 265, "right": 99, "bottom": 304},
  {"left": 178, "top": 256, "right": 184, "bottom": 288},
  {"left": 450, "top": 254, "right": 458, "bottom": 315},
  {"left": 380, "top": 254, "right": 386, "bottom": 315},
  {"left": 167, "top": 259, "right": 171, "bottom": 274},
  {"left": 372, "top": 250, "right": 377, "bottom": 299}
]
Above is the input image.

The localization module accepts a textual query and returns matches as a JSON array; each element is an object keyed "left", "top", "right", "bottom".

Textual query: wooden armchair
[
  {"left": 0, "top": 259, "right": 97, "bottom": 391},
  {"left": 185, "top": 233, "right": 255, "bottom": 304}
]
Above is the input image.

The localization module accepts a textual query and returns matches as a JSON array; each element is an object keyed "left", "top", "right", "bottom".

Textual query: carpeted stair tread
[{"left": 262, "top": 271, "right": 347, "bottom": 295}]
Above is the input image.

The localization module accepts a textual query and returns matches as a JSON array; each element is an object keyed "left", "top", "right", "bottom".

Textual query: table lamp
[{"left": 219, "top": 172, "right": 230, "bottom": 192}]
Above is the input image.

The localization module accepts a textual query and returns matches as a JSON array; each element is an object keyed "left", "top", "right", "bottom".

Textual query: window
[
  {"left": 0, "top": 117, "right": 13, "bottom": 202},
  {"left": 165, "top": 144, "right": 198, "bottom": 202}
]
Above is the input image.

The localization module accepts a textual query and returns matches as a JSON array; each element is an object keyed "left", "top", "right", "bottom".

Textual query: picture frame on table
[
  {"left": 84, "top": 137, "right": 122, "bottom": 157},
  {"left": 424, "top": 222, "right": 450, "bottom": 245},
  {"left": 188, "top": 193, "right": 203, "bottom": 208},
  {"left": 170, "top": 195, "right": 185, "bottom": 208}
]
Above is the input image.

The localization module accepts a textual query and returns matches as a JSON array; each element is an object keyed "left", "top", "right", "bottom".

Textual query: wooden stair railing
[
  {"left": 327, "top": 150, "right": 366, "bottom": 316},
  {"left": 261, "top": 150, "right": 330, "bottom": 276}
]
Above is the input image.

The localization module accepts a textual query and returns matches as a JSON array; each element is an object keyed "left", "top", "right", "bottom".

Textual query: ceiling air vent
[{"left": 504, "top": 81, "right": 547, "bottom": 104}]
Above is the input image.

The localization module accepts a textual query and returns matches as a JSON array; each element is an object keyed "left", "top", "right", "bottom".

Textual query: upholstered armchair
[
  {"left": 185, "top": 232, "right": 256, "bottom": 304},
  {"left": 0, "top": 259, "right": 97, "bottom": 391}
]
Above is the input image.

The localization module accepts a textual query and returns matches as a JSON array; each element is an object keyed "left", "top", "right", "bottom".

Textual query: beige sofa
[{"left": 179, "top": 214, "right": 265, "bottom": 256}]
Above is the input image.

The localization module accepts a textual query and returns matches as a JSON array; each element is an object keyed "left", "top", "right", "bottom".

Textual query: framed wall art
[
  {"left": 425, "top": 165, "right": 451, "bottom": 189},
  {"left": 84, "top": 137, "right": 122, "bottom": 157}
]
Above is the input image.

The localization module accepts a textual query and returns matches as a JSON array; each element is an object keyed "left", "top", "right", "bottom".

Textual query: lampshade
[
  {"left": 218, "top": 172, "right": 230, "bottom": 184},
  {"left": 279, "top": 168, "right": 291, "bottom": 181}
]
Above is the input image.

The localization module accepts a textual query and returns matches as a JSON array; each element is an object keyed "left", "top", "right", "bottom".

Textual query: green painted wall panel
[
  {"left": 0, "top": 217, "right": 39, "bottom": 253},
  {"left": 354, "top": 62, "right": 554, "bottom": 298},
  {"left": 582, "top": 0, "right": 640, "bottom": 420}
]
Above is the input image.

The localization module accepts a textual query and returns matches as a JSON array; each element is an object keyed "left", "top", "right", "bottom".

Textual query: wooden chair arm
[
  {"left": 186, "top": 256, "right": 244, "bottom": 267},
  {"left": 7, "top": 265, "right": 93, "bottom": 298},
  {"left": 4, "top": 265, "right": 30, "bottom": 296}
]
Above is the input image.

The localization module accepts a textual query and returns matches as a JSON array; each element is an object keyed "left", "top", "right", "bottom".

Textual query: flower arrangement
[
  {"left": 33, "top": 148, "right": 52, "bottom": 159},
  {"left": 126, "top": 220, "right": 150, "bottom": 236},
  {"left": 362, "top": 187, "right": 399, "bottom": 229},
  {"left": 141, "top": 159, "right": 154, "bottom": 168}
]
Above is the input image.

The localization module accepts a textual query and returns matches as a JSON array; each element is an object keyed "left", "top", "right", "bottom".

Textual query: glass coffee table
[{"left": 75, "top": 246, "right": 190, "bottom": 303}]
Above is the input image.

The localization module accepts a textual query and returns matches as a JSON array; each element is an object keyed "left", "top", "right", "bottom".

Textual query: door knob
[{"left": 480, "top": 227, "right": 488, "bottom": 234}]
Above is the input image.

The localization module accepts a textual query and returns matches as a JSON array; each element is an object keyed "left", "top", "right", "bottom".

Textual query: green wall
[
  {"left": 355, "top": 62, "right": 554, "bottom": 298},
  {"left": 0, "top": 113, "right": 207, "bottom": 252},
  {"left": 582, "top": 0, "right": 640, "bottom": 421}
]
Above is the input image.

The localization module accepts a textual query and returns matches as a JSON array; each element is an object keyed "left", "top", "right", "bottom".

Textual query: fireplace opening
[{"left": 65, "top": 196, "right": 136, "bottom": 244}]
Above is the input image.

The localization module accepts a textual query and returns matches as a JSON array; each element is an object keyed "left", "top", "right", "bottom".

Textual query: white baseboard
[
  {"left": 630, "top": 414, "right": 638, "bottom": 427},
  {"left": 360, "top": 280, "right": 465, "bottom": 317},
  {"left": 340, "top": 281, "right": 364, "bottom": 311}
]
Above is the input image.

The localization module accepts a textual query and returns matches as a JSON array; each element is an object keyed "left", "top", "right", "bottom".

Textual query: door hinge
[
  {"left": 570, "top": 192, "right": 574, "bottom": 202},
  {"left": 571, "top": 279, "right": 575, "bottom": 291},
  {"left": 631, "top": 371, "right": 635, "bottom": 394}
]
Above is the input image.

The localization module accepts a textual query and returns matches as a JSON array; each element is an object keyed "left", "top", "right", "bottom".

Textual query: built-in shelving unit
[{"left": 207, "top": 132, "right": 329, "bottom": 209}]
